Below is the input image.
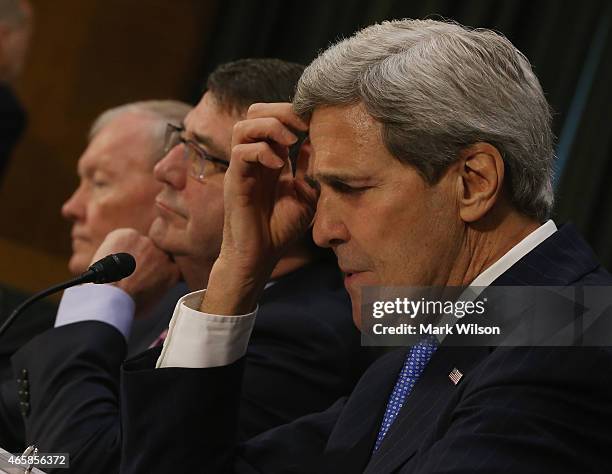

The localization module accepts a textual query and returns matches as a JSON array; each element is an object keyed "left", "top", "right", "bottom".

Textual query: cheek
[
  {"left": 87, "top": 196, "right": 133, "bottom": 239},
  {"left": 346, "top": 198, "right": 405, "bottom": 259},
  {"left": 360, "top": 200, "right": 426, "bottom": 280},
  {"left": 91, "top": 184, "right": 160, "bottom": 234},
  {"left": 186, "top": 184, "right": 225, "bottom": 244}
]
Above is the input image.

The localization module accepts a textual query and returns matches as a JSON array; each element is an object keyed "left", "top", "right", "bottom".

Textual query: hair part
[
  {"left": 294, "top": 19, "right": 555, "bottom": 222},
  {"left": 89, "top": 100, "right": 192, "bottom": 163}
]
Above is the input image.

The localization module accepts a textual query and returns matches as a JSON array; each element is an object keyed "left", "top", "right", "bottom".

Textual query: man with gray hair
[
  {"left": 12, "top": 58, "right": 375, "bottom": 474},
  {"left": 0, "top": 100, "right": 189, "bottom": 451},
  {"left": 59, "top": 99, "right": 189, "bottom": 351},
  {"left": 62, "top": 101, "right": 190, "bottom": 279},
  {"left": 117, "top": 19, "right": 612, "bottom": 472}
]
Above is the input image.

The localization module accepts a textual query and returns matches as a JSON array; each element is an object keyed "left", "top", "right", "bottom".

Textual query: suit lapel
[
  {"left": 365, "top": 345, "right": 489, "bottom": 474},
  {"left": 323, "top": 348, "right": 408, "bottom": 473}
]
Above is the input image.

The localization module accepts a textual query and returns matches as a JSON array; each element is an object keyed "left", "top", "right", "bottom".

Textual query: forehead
[
  {"left": 78, "top": 112, "right": 159, "bottom": 173},
  {"left": 184, "top": 91, "right": 241, "bottom": 154},
  {"left": 309, "top": 103, "right": 391, "bottom": 177}
]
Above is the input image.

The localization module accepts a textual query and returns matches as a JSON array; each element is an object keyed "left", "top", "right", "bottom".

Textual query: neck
[{"left": 448, "top": 206, "right": 541, "bottom": 286}]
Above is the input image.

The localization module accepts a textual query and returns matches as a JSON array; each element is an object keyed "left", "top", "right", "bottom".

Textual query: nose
[
  {"left": 61, "top": 184, "right": 86, "bottom": 222},
  {"left": 154, "top": 144, "right": 187, "bottom": 189},
  {"left": 312, "top": 193, "right": 350, "bottom": 249}
]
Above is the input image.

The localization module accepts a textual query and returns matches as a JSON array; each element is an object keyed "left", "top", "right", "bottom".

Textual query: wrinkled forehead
[
  {"left": 183, "top": 92, "right": 243, "bottom": 160},
  {"left": 309, "top": 103, "right": 387, "bottom": 175}
]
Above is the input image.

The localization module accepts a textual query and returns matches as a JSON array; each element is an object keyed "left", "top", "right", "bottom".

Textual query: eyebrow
[
  {"left": 177, "top": 121, "right": 228, "bottom": 161},
  {"left": 189, "top": 131, "right": 228, "bottom": 160}
]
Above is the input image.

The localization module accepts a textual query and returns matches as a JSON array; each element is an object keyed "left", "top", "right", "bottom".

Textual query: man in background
[
  {"left": 60, "top": 101, "right": 190, "bottom": 352},
  {"left": 0, "top": 0, "right": 32, "bottom": 182},
  {"left": 12, "top": 59, "right": 376, "bottom": 473},
  {"left": 0, "top": 100, "right": 190, "bottom": 450}
]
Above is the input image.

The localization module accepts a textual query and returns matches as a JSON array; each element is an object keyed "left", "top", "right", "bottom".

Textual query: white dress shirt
[
  {"left": 56, "top": 283, "right": 135, "bottom": 339},
  {"left": 469, "top": 220, "right": 557, "bottom": 287},
  {"left": 55, "top": 220, "right": 557, "bottom": 369},
  {"left": 158, "top": 219, "right": 558, "bottom": 368}
]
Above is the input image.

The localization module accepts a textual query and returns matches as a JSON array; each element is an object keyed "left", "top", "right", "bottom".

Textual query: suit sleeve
[
  {"left": 120, "top": 350, "right": 345, "bottom": 473},
  {"left": 236, "top": 296, "right": 361, "bottom": 440},
  {"left": 10, "top": 321, "right": 127, "bottom": 474}
]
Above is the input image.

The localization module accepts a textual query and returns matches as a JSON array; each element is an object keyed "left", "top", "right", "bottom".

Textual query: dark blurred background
[{"left": 0, "top": 0, "right": 610, "bottom": 296}]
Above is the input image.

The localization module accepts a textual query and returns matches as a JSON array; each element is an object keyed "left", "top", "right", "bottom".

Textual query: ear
[{"left": 457, "top": 142, "right": 504, "bottom": 223}]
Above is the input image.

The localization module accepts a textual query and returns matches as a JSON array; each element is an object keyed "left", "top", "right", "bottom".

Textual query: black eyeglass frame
[{"left": 164, "top": 123, "right": 230, "bottom": 181}]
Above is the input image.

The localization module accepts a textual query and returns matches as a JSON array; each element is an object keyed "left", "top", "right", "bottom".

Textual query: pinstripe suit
[{"left": 119, "top": 224, "right": 612, "bottom": 473}]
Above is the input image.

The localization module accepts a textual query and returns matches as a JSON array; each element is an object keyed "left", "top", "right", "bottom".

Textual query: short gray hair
[
  {"left": 294, "top": 19, "right": 554, "bottom": 221},
  {"left": 89, "top": 100, "right": 192, "bottom": 163}
]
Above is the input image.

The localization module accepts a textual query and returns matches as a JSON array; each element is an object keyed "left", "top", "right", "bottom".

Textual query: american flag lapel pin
[{"left": 448, "top": 368, "right": 463, "bottom": 385}]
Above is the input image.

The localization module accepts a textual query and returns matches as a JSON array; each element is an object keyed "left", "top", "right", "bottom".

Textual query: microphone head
[{"left": 86, "top": 253, "right": 136, "bottom": 284}]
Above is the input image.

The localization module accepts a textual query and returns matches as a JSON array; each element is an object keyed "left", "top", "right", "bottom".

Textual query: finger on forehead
[
  {"left": 232, "top": 117, "right": 298, "bottom": 148},
  {"left": 246, "top": 102, "right": 308, "bottom": 132}
]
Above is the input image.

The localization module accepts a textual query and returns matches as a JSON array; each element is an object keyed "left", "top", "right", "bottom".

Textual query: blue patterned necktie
[{"left": 373, "top": 336, "right": 438, "bottom": 451}]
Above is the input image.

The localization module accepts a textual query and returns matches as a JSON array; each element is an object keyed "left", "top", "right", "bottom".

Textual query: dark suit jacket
[
  {"left": 11, "top": 260, "right": 375, "bottom": 472},
  {"left": 0, "top": 286, "right": 57, "bottom": 451},
  {"left": 0, "top": 282, "right": 188, "bottom": 452},
  {"left": 117, "top": 224, "right": 612, "bottom": 473}
]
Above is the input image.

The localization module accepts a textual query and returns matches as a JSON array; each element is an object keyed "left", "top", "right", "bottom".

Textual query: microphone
[
  {"left": 0, "top": 253, "right": 136, "bottom": 338},
  {"left": 79, "top": 252, "right": 136, "bottom": 284}
]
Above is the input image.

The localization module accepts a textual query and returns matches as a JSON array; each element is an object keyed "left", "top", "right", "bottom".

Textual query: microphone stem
[{"left": 0, "top": 274, "right": 88, "bottom": 338}]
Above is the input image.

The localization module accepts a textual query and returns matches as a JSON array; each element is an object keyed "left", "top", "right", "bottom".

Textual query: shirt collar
[{"left": 470, "top": 219, "right": 557, "bottom": 288}]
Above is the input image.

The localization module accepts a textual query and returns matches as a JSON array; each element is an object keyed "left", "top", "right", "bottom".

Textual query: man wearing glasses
[
  {"left": 115, "top": 21, "right": 612, "bottom": 473},
  {"left": 10, "top": 58, "right": 376, "bottom": 473}
]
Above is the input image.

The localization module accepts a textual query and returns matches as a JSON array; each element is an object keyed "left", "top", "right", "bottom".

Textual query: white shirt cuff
[
  {"left": 156, "top": 290, "right": 257, "bottom": 369},
  {"left": 55, "top": 284, "right": 135, "bottom": 341}
]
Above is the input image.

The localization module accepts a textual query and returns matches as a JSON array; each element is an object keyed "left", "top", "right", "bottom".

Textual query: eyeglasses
[{"left": 164, "top": 123, "right": 230, "bottom": 182}]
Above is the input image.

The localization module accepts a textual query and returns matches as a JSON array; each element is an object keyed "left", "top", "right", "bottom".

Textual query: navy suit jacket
[
  {"left": 0, "top": 283, "right": 187, "bottom": 453},
  {"left": 11, "top": 260, "right": 375, "bottom": 473},
  {"left": 118, "top": 224, "right": 612, "bottom": 473}
]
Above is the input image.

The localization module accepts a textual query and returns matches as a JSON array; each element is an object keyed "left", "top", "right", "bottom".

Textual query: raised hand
[
  {"left": 202, "top": 103, "right": 319, "bottom": 315},
  {"left": 91, "top": 228, "right": 181, "bottom": 317}
]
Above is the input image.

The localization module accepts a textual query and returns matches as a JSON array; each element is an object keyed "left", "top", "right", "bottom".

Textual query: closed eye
[{"left": 330, "top": 180, "right": 370, "bottom": 195}]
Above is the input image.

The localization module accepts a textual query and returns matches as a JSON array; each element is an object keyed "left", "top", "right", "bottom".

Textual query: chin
[
  {"left": 149, "top": 221, "right": 173, "bottom": 249},
  {"left": 151, "top": 231, "right": 188, "bottom": 257}
]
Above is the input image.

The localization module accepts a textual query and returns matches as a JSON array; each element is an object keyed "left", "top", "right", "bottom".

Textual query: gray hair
[
  {"left": 89, "top": 100, "right": 192, "bottom": 163},
  {"left": 294, "top": 19, "right": 555, "bottom": 221}
]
